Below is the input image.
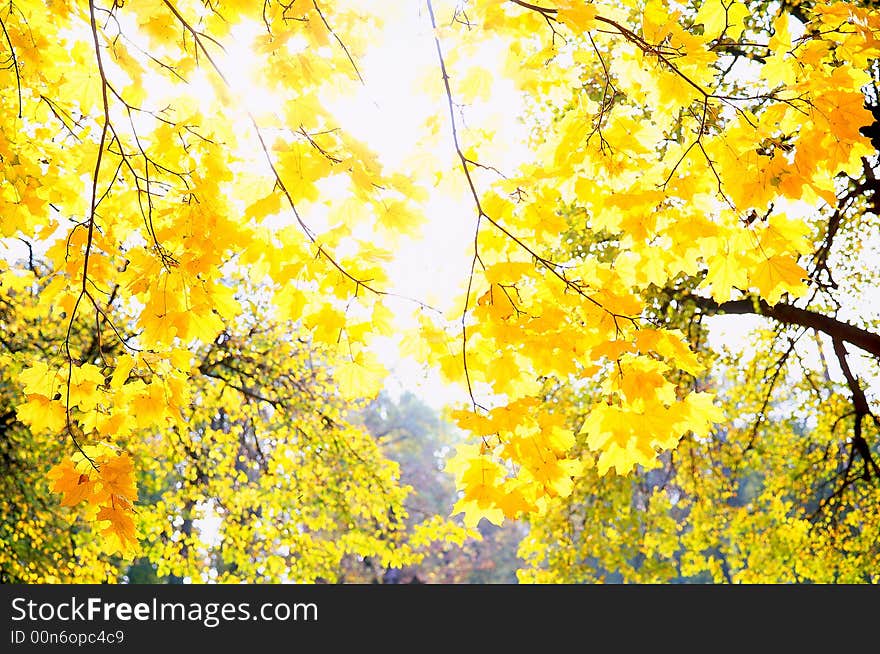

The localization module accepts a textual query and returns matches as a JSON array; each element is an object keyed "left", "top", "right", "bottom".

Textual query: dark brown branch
[
  {"left": 426, "top": 0, "right": 483, "bottom": 411},
  {"left": 685, "top": 294, "right": 880, "bottom": 360},
  {"left": 61, "top": 0, "right": 113, "bottom": 473},
  {"left": 832, "top": 340, "right": 880, "bottom": 480},
  {"left": 742, "top": 335, "right": 798, "bottom": 454},
  {"left": 0, "top": 13, "right": 22, "bottom": 118},
  {"left": 509, "top": 0, "right": 556, "bottom": 15}
]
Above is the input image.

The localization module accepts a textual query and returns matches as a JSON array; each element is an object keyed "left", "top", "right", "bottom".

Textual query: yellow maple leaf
[
  {"left": 18, "top": 361, "right": 63, "bottom": 398},
  {"left": 93, "top": 452, "right": 138, "bottom": 506},
  {"left": 376, "top": 199, "right": 422, "bottom": 237},
  {"left": 96, "top": 504, "right": 139, "bottom": 559},
  {"left": 449, "top": 411, "right": 496, "bottom": 437},
  {"left": 130, "top": 381, "right": 170, "bottom": 424},
  {"left": 110, "top": 354, "right": 137, "bottom": 390},
  {"left": 496, "top": 485, "right": 535, "bottom": 519},
  {"left": 702, "top": 250, "right": 751, "bottom": 302},
  {"left": 68, "top": 363, "right": 106, "bottom": 412},
  {"left": 244, "top": 192, "right": 282, "bottom": 222},
  {"left": 696, "top": 0, "right": 749, "bottom": 39},
  {"left": 335, "top": 352, "right": 386, "bottom": 402},
  {"left": 306, "top": 304, "right": 346, "bottom": 344},
  {"left": 451, "top": 498, "right": 505, "bottom": 529},
  {"left": 47, "top": 459, "right": 96, "bottom": 507},
  {"left": 605, "top": 355, "right": 675, "bottom": 405},
  {"left": 680, "top": 391, "right": 725, "bottom": 435},
  {"left": 557, "top": 1, "right": 597, "bottom": 32},
  {"left": 759, "top": 214, "right": 812, "bottom": 256},
  {"left": 460, "top": 454, "right": 504, "bottom": 491},
  {"left": 750, "top": 255, "right": 807, "bottom": 304},
  {"left": 16, "top": 395, "right": 67, "bottom": 434},
  {"left": 580, "top": 403, "right": 661, "bottom": 475},
  {"left": 460, "top": 66, "right": 494, "bottom": 102},
  {"left": 635, "top": 329, "right": 703, "bottom": 376}
]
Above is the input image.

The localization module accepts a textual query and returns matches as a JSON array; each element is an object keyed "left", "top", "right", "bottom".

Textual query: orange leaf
[{"left": 47, "top": 459, "right": 96, "bottom": 507}]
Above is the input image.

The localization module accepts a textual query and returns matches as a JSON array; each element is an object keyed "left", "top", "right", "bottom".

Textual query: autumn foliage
[{"left": 1, "top": 0, "right": 879, "bottom": 582}]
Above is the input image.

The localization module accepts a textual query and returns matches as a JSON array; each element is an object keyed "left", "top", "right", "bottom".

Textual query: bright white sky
[
  {"left": 264, "top": 2, "right": 528, "bottom": 409},
  {"left": 318, "top": 3, "right": 483, "bottom": 408}
]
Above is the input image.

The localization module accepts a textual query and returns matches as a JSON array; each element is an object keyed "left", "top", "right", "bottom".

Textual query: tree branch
[
  {"left": 832, "top": 339, "right": 880, "bottom": 481},
  {"left": 684, "top": 294, "right": 880, "bottom": 360},
  {"left": 0, "top": 13, "right": 21, "bottom": 118}
]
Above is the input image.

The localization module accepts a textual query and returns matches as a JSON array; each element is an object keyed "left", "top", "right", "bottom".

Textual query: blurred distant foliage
[{"left": 348, "top": 393, "right": 525, "bottom": 583}]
